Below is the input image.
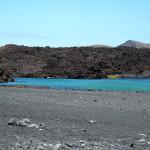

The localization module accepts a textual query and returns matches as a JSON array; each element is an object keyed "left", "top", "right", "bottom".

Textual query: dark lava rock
[
  {"left": 130, "top": 143, "right": 135, "bottom": 148},
  {"left": 0, "top": 44, "right": 150, "bottom": 79},
  {"left": 0, "top": 67, "right": 14, "bottom": 82}
]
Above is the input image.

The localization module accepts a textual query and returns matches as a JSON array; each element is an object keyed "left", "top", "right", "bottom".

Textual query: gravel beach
[{"left": 0, "top": 87, "right": 150, "bottom": 149}]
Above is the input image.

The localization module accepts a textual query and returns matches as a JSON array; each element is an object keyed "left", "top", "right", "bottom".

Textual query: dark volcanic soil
[
  {"left": 0, "top": 44, "right": 150, "bottom": 78},
  {"left": 1, "top": 87, "right": 150, "bottom": 149}
]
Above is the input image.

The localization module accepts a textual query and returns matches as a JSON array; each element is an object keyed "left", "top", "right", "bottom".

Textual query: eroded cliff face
[
  {"left": 0, "top": 67, "right": 14, "bottom": 82},
  {"left": 0, "top": 44, "right": 150, "bottom": 79}
]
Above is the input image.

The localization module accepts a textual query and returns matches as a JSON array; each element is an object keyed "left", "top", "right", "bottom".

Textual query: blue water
[{"left": 0, "top": 78, "right": 150, "bottom": 92}]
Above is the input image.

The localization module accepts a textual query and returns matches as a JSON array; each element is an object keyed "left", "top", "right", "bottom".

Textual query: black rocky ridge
[{"left": 0, "top": 44, "right": 150, "bottom": 79}]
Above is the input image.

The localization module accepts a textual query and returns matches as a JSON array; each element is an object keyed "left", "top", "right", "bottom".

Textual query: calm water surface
[{"left": 0, "top": 78, "right": 150, "bottom": 92}]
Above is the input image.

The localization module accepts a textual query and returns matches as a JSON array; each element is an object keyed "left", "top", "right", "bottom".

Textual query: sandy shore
[{"left": 0, "top": 86, "right": 150, "bottom": 149}]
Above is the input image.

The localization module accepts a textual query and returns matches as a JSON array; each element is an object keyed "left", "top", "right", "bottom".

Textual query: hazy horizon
[{"left": 0, "top": 0, "right": 150, "bottom": 47}]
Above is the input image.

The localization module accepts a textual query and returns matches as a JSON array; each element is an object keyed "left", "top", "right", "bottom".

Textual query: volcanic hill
[{"left": 0, "top": 44, "right": 150, "bottom": 79}]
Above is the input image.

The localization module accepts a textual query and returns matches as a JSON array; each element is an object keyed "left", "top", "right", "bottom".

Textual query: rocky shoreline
[{"left": 0, "top": 67, "right": 14, "bottom": 82}]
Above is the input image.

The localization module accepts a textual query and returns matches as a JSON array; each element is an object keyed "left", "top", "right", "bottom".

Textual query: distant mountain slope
[
  {"left": 84, "top": 44, "right": 112, "bottom": 48},
  {"left": 119, "top": 40, "right": 150, "bottom": 49},
  {"left": 0, "top": 44, "right": 150, "bottom": 78}
]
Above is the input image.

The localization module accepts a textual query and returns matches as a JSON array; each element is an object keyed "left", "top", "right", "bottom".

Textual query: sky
[{"left": 0, "top": 0, "right": 150, "bottom": 47}]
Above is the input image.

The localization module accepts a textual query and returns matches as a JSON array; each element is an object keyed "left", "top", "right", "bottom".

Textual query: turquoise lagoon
[{"left": 0, "top": 78, "right": 150, "bottom": 92}]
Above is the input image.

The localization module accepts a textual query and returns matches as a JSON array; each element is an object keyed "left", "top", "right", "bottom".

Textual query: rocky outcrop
[{"left": 0, "top": 67, "right": 14, "bottom": 82}]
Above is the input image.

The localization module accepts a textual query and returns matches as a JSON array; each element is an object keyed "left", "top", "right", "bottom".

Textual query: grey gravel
[{"left": 0, "top": 87, "right": 150, "bottom": 149}]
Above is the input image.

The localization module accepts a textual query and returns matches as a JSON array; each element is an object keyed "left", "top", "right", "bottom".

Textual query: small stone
[
  {"left": 79, "top": 140, "right": 84, "bottom": 143},
  {"left": 27, "top": 124, "right": 39, "bottom": 129},
  {"left": 138, "top": 138, "right": 146, "bottom": 142},
  {"left": 81, "top": 143, "right": 85, "bottom": 147},
  {"left": 39, "top": 123, "right": 44, "bottom": 128},
  {"left": 8, "top": 118, "right": 17, "bottom": 126},
  {"left": 88, "top": 120, "right": 96, "bottom": 124},
  {"left": 130, "top": 143, "right": 134, "bottom": 148},
  {"left": 22, "top": 118, "right": 30, "bottom": 124},
  {"left": 64, "top": 142, "right": 74, "bottom": 147},
  {"left": 93, "top": 99, "right": 98, "bottom": 102},
  {"left": 39, "top": 129, "right": 43, "bottom": 131},
  {"left": 36, "top": 145, "right": 45, "bottom": 150},
  {"left": 53, "top": 143, "right": 61, "bottom": 150},
  {"left": 16, "top": 121, "right": 27, "bottom": 126},
  {"left": 81, "top": 129, "right": 87, "bottom": 133},
  {"left": 16, "top": 118, "right": 30, "bottom": 126}
]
